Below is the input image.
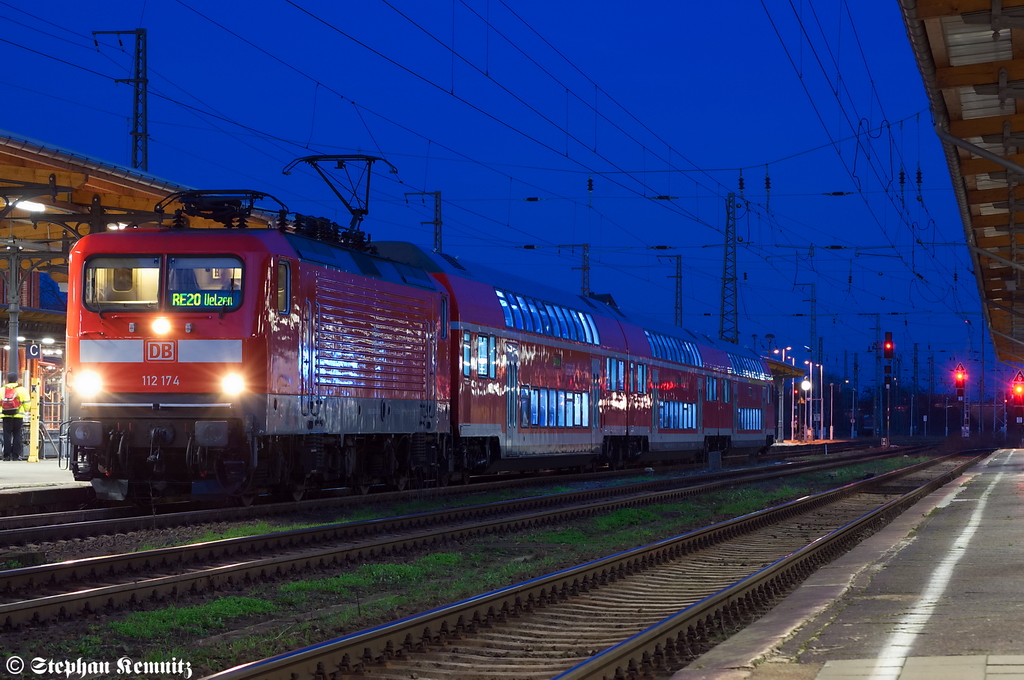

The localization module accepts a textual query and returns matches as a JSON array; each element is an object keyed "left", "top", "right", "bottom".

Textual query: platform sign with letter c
[{"left": 26, "top": 344, "right": 40, "bottom": 360}]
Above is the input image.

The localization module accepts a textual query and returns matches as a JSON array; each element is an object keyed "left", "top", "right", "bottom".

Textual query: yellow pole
[{"left": 27, "top": 376, "right": 39, "bottom": 463}]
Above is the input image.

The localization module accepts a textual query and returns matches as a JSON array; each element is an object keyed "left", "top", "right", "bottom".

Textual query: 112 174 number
[{"left": 142, "top": 375, "right": 180, "bottom": 386}]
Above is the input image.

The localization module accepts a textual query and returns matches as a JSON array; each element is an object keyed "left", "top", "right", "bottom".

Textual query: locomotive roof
[{"left": 281, "top": 232, "right": 442, "bottom": 293}]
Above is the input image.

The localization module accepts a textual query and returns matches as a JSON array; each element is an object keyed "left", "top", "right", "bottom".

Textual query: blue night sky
[{"left": 0, "top": 1, "right": 991, "bottom": 389}]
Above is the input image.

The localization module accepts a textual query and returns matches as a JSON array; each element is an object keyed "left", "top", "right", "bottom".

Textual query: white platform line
[{"left": 866, "top": 451, "right": 1009, "bottom": 679}]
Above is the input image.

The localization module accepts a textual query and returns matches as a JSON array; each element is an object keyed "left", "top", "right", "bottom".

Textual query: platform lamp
[
  {"left": 801, "top": 376, "right": 813, "bottom": 442},
  {"left": 773, "top": 346, "right": 793, "bottom": 441}
]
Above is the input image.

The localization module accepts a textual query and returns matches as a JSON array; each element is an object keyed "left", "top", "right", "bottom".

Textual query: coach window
[
  {"left": 276, "top": 260, "right": 290, "bottom": 314},
  {"left": 549, "top": 305, "right": 565, "bottom": 338},
  {"left": 705, "top": 377, "right": 718, "bottom": 402},
  {"left": 462, "top": 332, "right": 472, "bottom": 377},
  {"left": 722, "top": 380, "right": 731, "bottom": 404},
  {"left": 635, "top": 364, "right": 647, "bottom": 394},
  {"left": 537, "top": 301, "right": 553, "bottom": 336},
  {"left": 525, "top": 298, "right": 543, "bottom": 332},
  {"left": 495, "top": 290, "right": 513, "bottom": 327},
  {"left": 514, "top": 295, "right": 534, "bottom": 332},
  {"left": 559, "top": 307, "right": 578, "bottom": 341},
  {"left": 477, "top": 335, "right": 496, "bottom": 378},
  {"left": 586, "top": 315, "right": 600, "bottom": 345},
  {"left": 574, "top": 311, "right": 591, "bottom": 344}
]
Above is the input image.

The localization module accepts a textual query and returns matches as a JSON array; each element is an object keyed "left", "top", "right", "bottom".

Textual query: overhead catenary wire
[{"left": 0, "top": 2, "right": 982, "bottom": 367}]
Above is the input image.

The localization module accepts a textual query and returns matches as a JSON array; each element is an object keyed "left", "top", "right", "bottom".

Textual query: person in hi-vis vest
[{"left": 1, "top": 373, "right": 31, "bottom": 461}]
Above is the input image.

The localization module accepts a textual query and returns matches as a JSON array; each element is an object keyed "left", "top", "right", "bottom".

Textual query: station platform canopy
[
  {"left": 0, "top": 131, "right": 273, "bottom": 334},
  {"left": 900, "top": 1, "right": 1024, "bottom": 365},
  {"left": 765, "top": 358, "right": 807, "bottom": 381}
]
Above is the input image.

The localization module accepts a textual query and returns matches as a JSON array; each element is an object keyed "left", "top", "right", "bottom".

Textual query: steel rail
[
  {"left": 555, "top": 453, "right": 987, "bottom": 679},
  {"left": 198, "top": 451, "right": 984, "bottom": 680},
  {"left": 0, "top": 446, "right": 905, "bottom": 548},
  {"left": 0, "top": 439, "right": 869, "bottom": 536},
  {"left": 0, "top": 448, "right": 922, "bottom": 629}
]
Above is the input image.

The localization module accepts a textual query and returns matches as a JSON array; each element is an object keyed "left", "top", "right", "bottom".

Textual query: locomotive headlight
[
  {"left": 152, "top": 317, "right": 171, "bottom": 335},
  {"left": 221, "top": 373, "right": 245, "bottom": 395},
  {"left": 75, "top": 371, "right": 103, "bottom": 397}
]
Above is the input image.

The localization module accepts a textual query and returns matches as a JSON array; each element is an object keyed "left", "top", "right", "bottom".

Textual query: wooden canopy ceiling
[{"left": 901, "top": 0, "right": 1024, "bottom": 364}]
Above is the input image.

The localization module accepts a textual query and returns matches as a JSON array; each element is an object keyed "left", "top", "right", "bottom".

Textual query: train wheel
[
  {"left": 385, "top": 438, "right": 411, "bottom": 492},
  {"left": 352, "top": 475, "right": 372, "bottom": 495},
  {"left": 389, "top": 472, "right": 409, "bottom": 492},
  {"left": 410, "top": 467, "right": 426, "bottom": 490},
  {"left": 435, "top": 437, "right": 452, "bottom": 487},
  {"left": 612, "top": 442, "right": 625, "bottom": 470},
  {"left": 236, "top": 492, "right": 257, "bottom": 507},
  {"left": 290, "top": 485, "right": 306, "bottom": 502}
]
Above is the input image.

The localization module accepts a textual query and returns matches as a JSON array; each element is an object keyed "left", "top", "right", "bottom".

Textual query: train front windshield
[
  {"left": 167, "top": 256, "right": 242, "bottom": 311},
  {"left": 83, "top": 256, "right": 160, "bottom": 310},
  {"left": 82, "top": 255, "right": 243, "bottom": 312}
]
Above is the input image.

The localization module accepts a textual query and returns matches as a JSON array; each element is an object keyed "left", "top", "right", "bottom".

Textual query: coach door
[
  {"left": 651, "top": 369, "right": 659, "bottom": 435},
  {"left": 592, "top": 359, "right": 602, "bottom": 448},
  {"left": 504, "top": 342, "right": 519, "bottom": 453}
]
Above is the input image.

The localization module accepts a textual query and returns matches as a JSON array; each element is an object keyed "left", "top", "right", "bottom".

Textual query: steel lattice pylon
[
  {"left": 94, "top": 29, "right": 148, "bottom": 171},
  {"left": 719, "top": 193, "right": 738, "bottom": 343}
]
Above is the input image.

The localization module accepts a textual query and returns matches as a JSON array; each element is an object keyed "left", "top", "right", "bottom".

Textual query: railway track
[
  {"left": 0, "top": 439, "right": 870, "bottom": 528},
  {"left": 0, "top": 442, "right": 885, "bottom": 546},
  {"left": 198, "top": 450, "right": 987, "bottom": 680},
  {"left": 0, "top": 447, "right": 919, "bottom": 629}
]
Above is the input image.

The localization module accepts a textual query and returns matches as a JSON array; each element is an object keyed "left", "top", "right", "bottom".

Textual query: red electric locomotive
[
  {"left": 67, "top": 189, "right": 774, "bottom": 503},
  {"left": 68, "top": 192, "right": 452, "bottom": 502}
]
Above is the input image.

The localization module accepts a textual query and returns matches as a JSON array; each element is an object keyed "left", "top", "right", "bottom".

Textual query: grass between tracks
[{"left": 20, "top": 456, "right": 924, "bottom": 674}]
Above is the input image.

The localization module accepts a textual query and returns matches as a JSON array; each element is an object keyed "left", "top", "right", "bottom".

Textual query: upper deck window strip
[
  {"left": 644, "top": 330, "right": 704, "bottom": 368},
  {"left": 727, "top": 353, "right": 771, "bottom": 381},
  {"left": 493, "top": 288, "right": 601, "bottom": 345}
]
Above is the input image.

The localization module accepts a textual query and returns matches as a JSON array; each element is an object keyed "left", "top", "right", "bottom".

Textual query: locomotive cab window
[
  {"left": 167, "top": 256, "right": 243, "bottom": 311},
  {"left": 83, "top": 256, "right": 160, "bottom": 310}
]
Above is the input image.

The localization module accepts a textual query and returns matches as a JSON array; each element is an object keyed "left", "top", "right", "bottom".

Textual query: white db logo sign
[{"left": 145, "top": 340, "right": 176, "bottom": 362}]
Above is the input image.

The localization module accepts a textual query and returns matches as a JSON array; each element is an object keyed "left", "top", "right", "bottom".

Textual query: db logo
[{"left": 145, "top": 340, "right": 176, "bottom": 362}]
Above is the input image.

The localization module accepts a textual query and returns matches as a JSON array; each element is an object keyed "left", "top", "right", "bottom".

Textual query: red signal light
[
  {"left": 1015, "top": 384, "right": 1024, "bottom": 396},
  {"left": 955, "top": 371, "right": 965, "bottom": 383}
]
